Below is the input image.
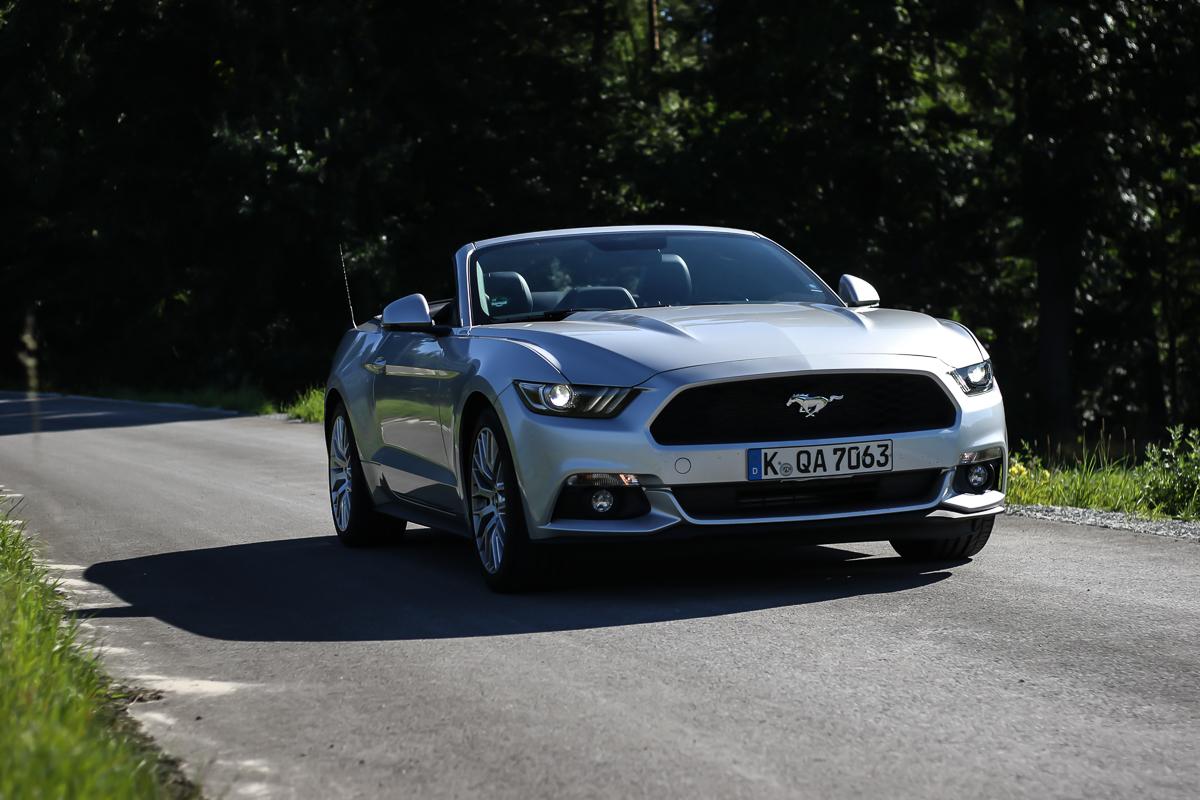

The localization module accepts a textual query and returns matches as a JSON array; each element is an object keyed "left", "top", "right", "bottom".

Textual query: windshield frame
[{"left": 461, "top": 228, "right": 843, "bottom": 326}]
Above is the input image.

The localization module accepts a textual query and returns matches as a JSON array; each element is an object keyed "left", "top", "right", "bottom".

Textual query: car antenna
[{"left": 339, "top": 243, "right": 356, "bottom": 329}]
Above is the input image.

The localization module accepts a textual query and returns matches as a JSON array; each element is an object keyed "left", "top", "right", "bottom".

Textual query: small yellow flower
[{"left": 1009, "top": 462, "right": 1028, "bottom": 478}]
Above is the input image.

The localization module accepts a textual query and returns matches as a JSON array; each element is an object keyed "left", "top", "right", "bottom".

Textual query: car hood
[{"left": 473, "top": 303, "right": 986, "bottom": 386}]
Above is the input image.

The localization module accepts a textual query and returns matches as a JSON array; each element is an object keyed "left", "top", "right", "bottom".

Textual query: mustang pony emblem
[{"left": 786, "top": 393, "right": 844, "bottom": 417}]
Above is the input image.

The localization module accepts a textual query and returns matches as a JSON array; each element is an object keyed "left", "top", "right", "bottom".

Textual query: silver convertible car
[{"left": 324, "top": 226, "right": 1006, "bottom": 590}]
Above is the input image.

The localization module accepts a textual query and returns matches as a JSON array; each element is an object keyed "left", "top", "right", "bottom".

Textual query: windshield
[{"left": 470, "top": 231, "right": 840, "bottom": 323}]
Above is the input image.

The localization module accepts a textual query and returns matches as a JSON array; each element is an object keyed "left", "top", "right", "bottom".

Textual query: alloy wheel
[
  {"left": 329, "top": 416, "right": 353, "bottom": 532},
  {"left": 470, "top": 427, "right": 508, "bottom": 574}
]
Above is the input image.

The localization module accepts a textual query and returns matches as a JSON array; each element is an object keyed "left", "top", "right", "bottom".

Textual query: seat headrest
[
  {"left": 483, "top": 271, "right": 533, "bottom": 316},
  {"left": 639, "top": 254, "right": 692, "bottom": 306},
  {"left": 557, "top": 286, "right": 637, "bottom": 311}
]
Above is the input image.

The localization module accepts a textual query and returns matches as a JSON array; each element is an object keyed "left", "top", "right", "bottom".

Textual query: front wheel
[
  {"left": 467, "top": 409, "right": 541, "bottom": 592},
  {"left": 328, "top": 404, "right": 405, "bottom": 547},
  {"left": 889, "top": 516, "right": 994, "bottom": 561}
]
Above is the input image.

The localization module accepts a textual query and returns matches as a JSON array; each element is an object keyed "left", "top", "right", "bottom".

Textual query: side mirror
[
  {"left": 838, "top": 274, "right": 880, "bottom": 308},
  {"left": 382, "top": 293, "right": 434, "bottom": 330}
]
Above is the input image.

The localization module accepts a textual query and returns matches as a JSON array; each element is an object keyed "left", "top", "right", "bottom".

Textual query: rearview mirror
[
  {"left": 382, "top": 293, "right": 434, "bottom": 330},
  {"left": 838, "top": 275, "right": 880, "bottom": 308}
]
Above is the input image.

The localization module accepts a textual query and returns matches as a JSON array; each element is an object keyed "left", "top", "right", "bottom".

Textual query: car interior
[{"left": 481, "top": 253, "right": 693, "bottom": 317}]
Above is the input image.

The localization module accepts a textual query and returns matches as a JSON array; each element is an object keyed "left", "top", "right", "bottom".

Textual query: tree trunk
[
  {"left": 646, "top": 0, "right": 660, "bottom": 65},
  {"left": 590, "top": 0, "right": 607, "bottom": 67},
  {"left": 1130, "top": 233, "right": 1168, "bottom": 440},
  {"left": 1031, "top": 235, "right": 1079, "bottom": 447},
  {"left": 1019, "top": 0, "right": 1082, "bottom": 449}
]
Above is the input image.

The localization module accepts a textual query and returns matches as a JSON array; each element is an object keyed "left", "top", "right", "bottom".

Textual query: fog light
[
  {"left": 591, "top": 489, "right": 615, "bottom": 513},
  {"left": 966, "top": 463, "right": 991, "bottom": 490}
]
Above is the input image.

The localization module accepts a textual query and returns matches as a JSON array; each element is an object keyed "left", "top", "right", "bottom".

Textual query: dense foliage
[
  {"left": 1007, "top": 426, "right": 1200, "bottom": 519},
  {"left": 1141, "top": 426, "right": 1200, "bottom": 518},
  {"left": 4, "top": 1, "right": 1199, "bottom": 446}
]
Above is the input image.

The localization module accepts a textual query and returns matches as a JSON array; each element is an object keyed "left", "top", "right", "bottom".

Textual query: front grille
[
  {"left": 649, "top": 372, "right": 956, "bottom": 445},
  {"left": 671, "top": 469, "right": 944, "bottom": 520}
]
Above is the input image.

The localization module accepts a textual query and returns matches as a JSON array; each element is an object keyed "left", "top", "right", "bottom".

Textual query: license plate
[{"left": 747, "top": 440, "right": 893, "bottom": 481}]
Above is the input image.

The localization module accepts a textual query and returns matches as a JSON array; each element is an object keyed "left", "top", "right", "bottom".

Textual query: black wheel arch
[
  {"left": 458, "top": 392, "right": 497, "bottom": 477},
  {"left": 323, "top": 388, "right": 345, "bottom": 442}
]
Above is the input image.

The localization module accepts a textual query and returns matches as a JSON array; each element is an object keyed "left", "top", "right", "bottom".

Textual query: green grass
[
  {"left": 1005, "top": 428, "right": 1200, "bottom": 521},
  {"left": 1006, "top": 455, "right": 1152, "bottom": 516},
  {"left": 281, "top": 386, "right": 324, "bottom": 422},
  {"left": 0, "top": 517, "right": 198, "bottom": 799}
]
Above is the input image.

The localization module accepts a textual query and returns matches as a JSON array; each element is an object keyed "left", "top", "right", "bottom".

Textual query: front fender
[
  {"left": 325, "top": 320, "right": 385, "bottom": 459},
  {"left": 936, "top": 318, "right": 989, "bottom": 363},
  {"left": 443, "top": 335, "right": 568, "bottom": 503}
]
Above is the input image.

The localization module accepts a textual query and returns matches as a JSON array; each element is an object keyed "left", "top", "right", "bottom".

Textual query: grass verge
[
  {"left": 105, "top": 386, "right": 278, "bottom": 415},
  {"left": 113, "top": 384, "right": 326, "bottom": 422},
  {"left": 14, "top": 381, "right": 322, "bottom": 421},
  {"left": 1007, "top": 427, "right": 1200, "bottom": 521},
  {"left": 0, "top": 516, "right": 199, "bottom": 799},
  {"left": 281, "top": 386, "right": 324, "bottom": 423},
  {"left": 1006, "top": 451, "right": 1152, "bottom": 516}
]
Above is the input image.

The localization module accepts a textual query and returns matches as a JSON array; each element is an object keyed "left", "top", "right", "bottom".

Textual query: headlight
[
  {"left": 951, "top": 360, "right": 994, "bottom": 395},
  {"left": 515, "top": 381, "right": 637, "bottom": 418}
]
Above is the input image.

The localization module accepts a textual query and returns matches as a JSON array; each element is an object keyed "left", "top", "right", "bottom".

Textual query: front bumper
[{"left": 496, "top": 354, "right": 1007, "bottom": 542}]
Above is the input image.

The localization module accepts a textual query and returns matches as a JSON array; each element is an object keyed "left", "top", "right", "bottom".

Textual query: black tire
[
  {"left": 465, "top": 408, "right": 541, "bottom": 592},
  {"left": 326, "top": 403, "right": 406, "bottom": 547},
  {"left": 889, "top": 516, "right": 994, "bottom": 561}
]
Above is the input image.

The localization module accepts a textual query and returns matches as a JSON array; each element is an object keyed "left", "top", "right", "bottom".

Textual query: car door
[{"left": 370, "top": 331, "right": 460, "bottom": 510}]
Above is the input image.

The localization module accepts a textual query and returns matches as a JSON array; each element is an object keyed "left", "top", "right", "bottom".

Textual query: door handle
[{"left": 363, "top": 357, "right": 387, "bottom": 375}]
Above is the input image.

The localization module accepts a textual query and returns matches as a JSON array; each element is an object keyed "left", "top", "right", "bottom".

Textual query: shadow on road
[
  {"left": 0, "top": 393, "right": 236, "bottom": 436},
  {"left": 81, "top": 531, "right": 961, "bottom": 641}
]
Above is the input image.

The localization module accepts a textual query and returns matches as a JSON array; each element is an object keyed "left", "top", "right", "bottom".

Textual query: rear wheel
[
  {"left": 467, "top": 409, "right": 541, "bottom": 592},
  {"left": 328, "top": 404, "right": 405, "bottom": 546},
  {"left": 889, "top": 516, "right": 994, "bottom": 561}
]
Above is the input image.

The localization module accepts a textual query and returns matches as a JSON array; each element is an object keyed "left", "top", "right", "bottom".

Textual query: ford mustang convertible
[{"left": 324, "top": 226, "right": 1006, "bottom": 590}]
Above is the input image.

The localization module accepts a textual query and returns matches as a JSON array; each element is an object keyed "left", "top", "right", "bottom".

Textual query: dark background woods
[{"left": 3, "top": 1, "right": 1198, "bottom": 447}]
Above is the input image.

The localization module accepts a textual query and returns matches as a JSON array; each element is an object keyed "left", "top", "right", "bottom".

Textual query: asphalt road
[{"left": 1, "top": 392, "right": 1197, "bottom": 799}]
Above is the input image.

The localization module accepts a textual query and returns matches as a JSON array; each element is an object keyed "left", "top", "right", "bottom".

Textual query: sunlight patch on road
[
  {"left": 88, "top": 644, "right": 132, "bottom": 656},
  {"left": 56, "top": 576, "right": 105, "bottom": 591},
  {"left": 43, "top": 562, "right": 86, "bottom": 572},
  {"left": 234, "top": 781, "right": 280, "bottom": 798},
  {"left": 133, "top": 674, "right": 254, "bottom": 697},
  {"left": 133, "top": 709, "right": 177, "bottom": 728}
]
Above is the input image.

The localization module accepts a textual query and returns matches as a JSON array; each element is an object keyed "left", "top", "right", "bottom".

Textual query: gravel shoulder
[{"left": 1009, "top": 504, "right": 1200, "bottom": 542}]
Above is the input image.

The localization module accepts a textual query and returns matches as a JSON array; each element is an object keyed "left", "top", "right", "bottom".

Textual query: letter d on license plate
[{"left": 747, "top": 440, "right": 892, "bottom": 481}]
